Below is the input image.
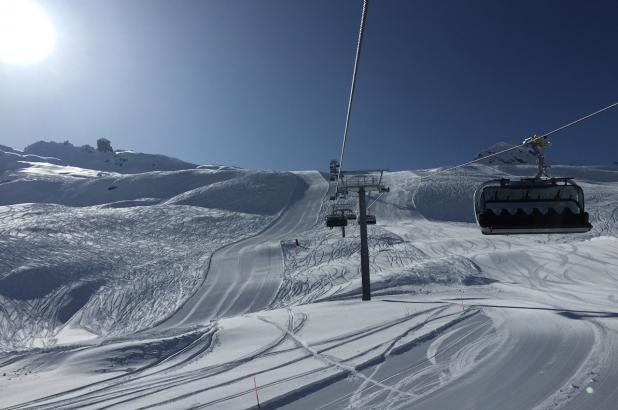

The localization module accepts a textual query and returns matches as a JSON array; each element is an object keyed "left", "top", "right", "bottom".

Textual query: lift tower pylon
[
  {"left": 358, "top": 186, "right": 370, "bottom": 300},
  {"left": 326, "top": 167, "right": 389, "bottom": 301}
]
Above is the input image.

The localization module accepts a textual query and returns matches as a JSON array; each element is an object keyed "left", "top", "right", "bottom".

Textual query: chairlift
[
  {"left": 334, "top": 204, "right": 357, "bottom": 220},
  {"left": 359, "top": 214, "right": 376, "bottom": 225},
  {"left": 475, "top": 178, "right": 591, "bottom": 234},
  {"left": 474, "top": 137, "right": 592, "bottom": 235},
  {"left": 329, "top": 160, "right": 340, "bottom": 181},
  {"left": 326, "top": 214, "right": 348, "bottom": 228}
]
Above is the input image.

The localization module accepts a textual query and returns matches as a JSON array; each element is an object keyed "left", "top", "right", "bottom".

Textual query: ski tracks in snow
[{"left": 158, "top": 171, "right": 329, "bottom": 329}]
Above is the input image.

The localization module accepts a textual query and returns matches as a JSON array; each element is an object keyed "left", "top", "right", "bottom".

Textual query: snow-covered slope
[
  {"left": 1, "top": 142, "right": 618, "bottom": 410},
  {"left": 0, "top": 144, "right": 308, "bottom": 351},
  {"left": 0, "top": 149, "right": 60, "bottom": 173},
  {"left": 23, "top": 140, "right": 199, "bottom": 174}
]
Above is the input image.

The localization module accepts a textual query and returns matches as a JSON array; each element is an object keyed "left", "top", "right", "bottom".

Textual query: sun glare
[{"left": 0, "top": 0, "right": 56, "bottom": 64}]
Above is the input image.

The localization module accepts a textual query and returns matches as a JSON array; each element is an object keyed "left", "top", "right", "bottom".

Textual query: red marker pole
[{"left": 253, "top": 376, "right": 261, "bottom": 409}]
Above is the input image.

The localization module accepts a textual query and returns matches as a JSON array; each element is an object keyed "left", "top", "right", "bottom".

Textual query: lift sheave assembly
[
  {"left": 324, "top": 159, "right": 389, "bottom": 301},
  {"left": 325, "top": 161, "right": 385, "bottom": 235}
]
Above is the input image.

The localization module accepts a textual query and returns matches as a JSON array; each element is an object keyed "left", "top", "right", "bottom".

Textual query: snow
[
  {"left": 164, "top": 171, "right": 308, "bottom": 215},
  {"left": 24, "top": 140, "right": 199, "bottom": 174},
  {"left": 1, "top": 142, "right": 618, "bottom": 409}
]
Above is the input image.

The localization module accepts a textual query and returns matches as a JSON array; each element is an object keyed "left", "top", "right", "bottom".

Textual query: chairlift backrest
[
  {"left": 326, "top": 214, "right": 348, "bottom": 228},
  {"left": 474, "top": 178, "right": 591, "bottom": 234},
  {"left": 480, "top": 184, "right": 584, "bottom": 215}
]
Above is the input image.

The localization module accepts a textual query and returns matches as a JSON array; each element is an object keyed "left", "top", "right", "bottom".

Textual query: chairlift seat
[
  {"left": 475, "top": 178, "right": 592, "bottom": 234},
  {"left": 326, "top": 214, "right": 348, "bottom": 228},
  {"left": 359, "top": 214, "right": 376, "bottom": 225}
]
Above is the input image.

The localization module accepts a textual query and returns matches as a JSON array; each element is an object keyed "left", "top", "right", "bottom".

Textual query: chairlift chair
[
  {"left": 325, "top": 213, "right": 348, "bottom": 228},
  {"left": 334, "top": 205, "right": 357, "bottom": 220},
  {"left": 329, "top": 160, "right": 340, "bottom": 181},
  {"left": 475, "top": 178, "right": 591, "bottom": 234},
  {"left": 474, "top": 137, "right": 592, "bottom": 235},
  {"left": 360, "top": 214, "right": 377, "bottom": 225}
]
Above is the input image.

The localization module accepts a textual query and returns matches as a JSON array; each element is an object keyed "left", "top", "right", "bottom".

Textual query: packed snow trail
[{"left": 159, "top": 171, "right": 329, "bottom": 329}]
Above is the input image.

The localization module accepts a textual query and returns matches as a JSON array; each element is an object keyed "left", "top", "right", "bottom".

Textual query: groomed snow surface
[{"left": 1, "top": 144, "right": 618, "bottom": 409}]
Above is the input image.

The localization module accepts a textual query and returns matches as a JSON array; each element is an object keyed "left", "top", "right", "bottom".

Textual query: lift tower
[{"left": 326, "top": 165, "right": 389, "bottom": 301}]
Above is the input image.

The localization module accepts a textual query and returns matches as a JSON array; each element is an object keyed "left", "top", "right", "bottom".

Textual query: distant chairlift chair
[
  {"left": 362, "top": 214, "right": 377, "bottom": 225},
  {"left": 326, "top": 213, "right": 348, "bottom": 228},
  {"left": 329, "top": 160, "right": 341, "bottom": 181}
]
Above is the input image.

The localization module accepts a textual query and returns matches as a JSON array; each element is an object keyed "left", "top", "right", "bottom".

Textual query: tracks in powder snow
[
  {"left": 2, "top": 172, "right": 328, "bottom": 409},
  {"left": 158, "top": 171, "right": 329, "bottom": 330},
  {"left": 280, "top": 298, "right": 613, "bottom": 410},
  {"left": 7, "top": 309, "right": 306, "bottom": 409},
  {"left": 269, "top": 198, "right": 618, "bottom": 410},
  {"left": 6, "top": 305, "right": 474, "bottom": 409}
]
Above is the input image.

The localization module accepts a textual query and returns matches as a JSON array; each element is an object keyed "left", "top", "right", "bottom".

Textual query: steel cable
[
  {"left": 336, "top": 0, "right": 369, "bottom": 192},
  {"left": 428, "top": 101, "right": 618, "bottom": 178}
]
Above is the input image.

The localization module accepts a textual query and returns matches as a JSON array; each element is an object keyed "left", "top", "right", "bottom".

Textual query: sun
[{"left": 0, "top": 0, "right": 56, "bottom": 64}]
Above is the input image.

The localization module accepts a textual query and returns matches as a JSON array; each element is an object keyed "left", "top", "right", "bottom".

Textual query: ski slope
[
  {"left": 159, "top": 171, "right": 329, "bottom": 329},
  {"left": 1, "top": 143, "right": 618, "bottom": 409}
]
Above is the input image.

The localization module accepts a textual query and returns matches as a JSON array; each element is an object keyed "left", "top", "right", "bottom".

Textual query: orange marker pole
[{"left": 253, "top": 376, "right": 261, "bottom": 409}]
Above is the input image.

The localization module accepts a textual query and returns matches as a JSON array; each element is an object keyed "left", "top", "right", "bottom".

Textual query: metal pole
[{"left": 358, "top": 187, "right": 371, "bottom": 301}]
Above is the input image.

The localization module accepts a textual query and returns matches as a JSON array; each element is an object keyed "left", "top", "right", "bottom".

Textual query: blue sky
[{"left": 1, "top": 0, "right": 617, "bottom": 170}]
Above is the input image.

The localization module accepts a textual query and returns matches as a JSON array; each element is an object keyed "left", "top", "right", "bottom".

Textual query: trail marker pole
[{"left": 253, "top": 376, "right": 261, "bottom": 408}]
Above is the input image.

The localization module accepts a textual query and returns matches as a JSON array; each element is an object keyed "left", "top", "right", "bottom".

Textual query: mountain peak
[{"left": 474, "top": 142, "right": 540, "bottom": 165}]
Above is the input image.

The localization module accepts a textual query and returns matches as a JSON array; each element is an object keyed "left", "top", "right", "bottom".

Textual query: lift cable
[
  {"left": 336, "top": 0, "right": 369, "bottom": 193},
  {"left": 365, "top": 101, "right": 618, "bottom": 211},
  {"left": 333, "top": 8, "right": 616, "bottom": 211},
  {"left": 432, "top": 101, "right": 618, "bottom": 177},
  {"left": 367, "top": 191, "right": 384, "bottom": 209}
]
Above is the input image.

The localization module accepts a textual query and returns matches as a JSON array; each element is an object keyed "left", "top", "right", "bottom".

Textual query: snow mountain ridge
[
  {"left": 473, "top": 141, "right": 541, "bottom": 165},
  {"left": 19, "top": 140, "right": 202, "bottom": 174}
]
